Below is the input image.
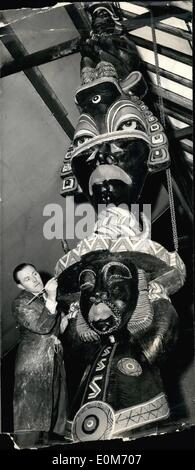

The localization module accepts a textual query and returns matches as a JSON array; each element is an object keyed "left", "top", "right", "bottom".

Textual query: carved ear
[
  {"left": 139, "top": 298, "right": 179, "bottom": 365},
  {"left": 127, "top": 269, "right": 154, "bottom": 336},
  {"left": 120, "top": 71, "right": 148, "bottom": 98},
  {"left": 74, "top": 302, "right": 100, "bottom": 342}
]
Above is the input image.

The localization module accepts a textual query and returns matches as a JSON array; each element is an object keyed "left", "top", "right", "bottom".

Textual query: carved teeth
[{"left": 89, "top": 164, "right": 132, "bottom": 196}]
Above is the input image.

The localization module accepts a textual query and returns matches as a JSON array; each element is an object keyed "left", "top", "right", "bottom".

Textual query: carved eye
[
  {"left": 79, "top": 269, "right": 96, "bottom": 291},
  {"left": 118, "top": 119, "right": 145, "bottom": 132},
  {"left": 74, "top": 136, "right": 92, "bottom": 148},
  {"left": 92, "top": 95, "right": 101, "bottom": 104},
  {"left": 103, "top": 262, "right": 132, "bottom": 288}
]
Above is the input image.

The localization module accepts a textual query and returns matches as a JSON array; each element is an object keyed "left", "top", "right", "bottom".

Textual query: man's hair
[{"left": 13, "top": 263, "right": 36, "bottom": 284}]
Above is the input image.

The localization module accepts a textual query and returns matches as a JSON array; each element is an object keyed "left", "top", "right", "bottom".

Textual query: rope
[{"left": 150, "top": 9, "right": 178, "bottom": 252}]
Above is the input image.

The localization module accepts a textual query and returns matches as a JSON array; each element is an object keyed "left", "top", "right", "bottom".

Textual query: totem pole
[{"left": 57, "top": 3, "right": 186, "bottom": 441}]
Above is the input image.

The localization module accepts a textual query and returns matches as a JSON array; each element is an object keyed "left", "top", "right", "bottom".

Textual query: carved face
[
  {"left": 71, "top": 86, "right": 151, "bottom": 209},
  {"left": 58, "top": 250, "right": 139, "bottom": 336},
  {"left": 91, "top": 8, "right": 115, "bottom": 34},
  {"left": 78, "top": 252, "right": 139, "bottom": 336},
  {"left": 84, "top": 3, "right": 118, "bottom": 34},
  {"left": 61, "top": 75, "right": 169, "bottom": 203}
]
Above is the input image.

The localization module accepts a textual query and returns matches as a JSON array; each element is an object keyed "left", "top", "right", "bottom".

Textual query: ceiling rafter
[
  {"left": 1, "top": 38, "right": 192, "bottom": 95},
  {"left": 155, "top": 101, "right": 192, "bottom": 128},
  {"left": 128, "top": 33, "right": 192, "bottom": 66},
  {"left": 122, "top": 11, "right": 192, "bottom": 39},
  {"left": 148, "top": 21, "right": 192, "bottom": 41},
  {"left": 65, "top": 3, "right": 90, "bottom": 37},
  {"left": 180, "top": 142, "right": 193, "bottom": 155},
  {"left": 173, "top": 126, "right": 193, "bottom": 140},
  {"left": 145, "top": 62, "right": 192, "bottom": 89},
  {"left": 150, "top": 83, "right": 192, "bottom": 111},
  {"left": 0, "top": 14, "right": 75, "bottom": 139},
  {"left": 161, "top": 105, "right": 192, "bottom": 126},
  {"left": 0, "top": 36, "right": 80, "bottom": 78},
  {"left": 130, "top": 1, "right": 192, "bottom": 16}
]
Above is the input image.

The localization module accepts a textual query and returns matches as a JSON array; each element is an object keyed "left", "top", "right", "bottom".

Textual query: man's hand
[
  {"left": 60, "top": 309, "right": 78, "bottom": 334},
  {"left": 44, "top": 278, "right": 58, "bottom": 301},
  {"left": 60, "top": 314, "right": 69, "bottom": 334}
]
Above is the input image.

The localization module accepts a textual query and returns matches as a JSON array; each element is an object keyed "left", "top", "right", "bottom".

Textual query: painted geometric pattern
[
  {"left": 114, "top": 393, "right": 169, "bottom": 435},
  {"left": 117, "top": 358, "right": 142, "bottom": 376},
  {"left": 149, "top": 282, "right": 171, "bottom": 302},
  {"left": 55, "top": 235, "right": 185, "bottom": 293},
  {"left": 66, "top": 394, "right": 169, "bottom": 441},
  {"left": 71, "top": 400, "right": 115, "bottom": 442}
]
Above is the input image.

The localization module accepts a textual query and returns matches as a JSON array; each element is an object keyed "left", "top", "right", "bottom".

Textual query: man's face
[{"left": 17, "top": 265, "right": 44, "bottom": 294}]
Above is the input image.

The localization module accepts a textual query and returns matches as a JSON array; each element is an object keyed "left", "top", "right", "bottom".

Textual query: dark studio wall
[{"left": 1, "top": 6, "right": 81, "bottom": 354}]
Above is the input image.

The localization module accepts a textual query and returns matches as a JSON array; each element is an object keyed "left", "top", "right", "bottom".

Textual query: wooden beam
[
  {"left": 161, "top": 105, "right": 192, "bottom": 126},
  {"left": 65, "top": 3, "right": 90, "bottom": 37},
  {"left": 150, "top": 83, "right": 192, "bottom": 111},
  {"left": 122, "top": 11, "right": 170, "bottom": 30},
  {"left": 180, "top": 142, "right": 193, "bottom": 155},
  {"left": 0, "top": 15, "right": 75, "bottom": 139},
  {"left": 171, "top": 177, "right": 193, "bottom": 221},
  {"left": 168, "top": 2, "right": 192, "bottom": 13},
  {"left": 144, "top": 62, "right": 192, "bottom": 89},
  {"left": 128, "top": 33, "right": 192, "bottom": 66},
  {"left": 168, "top": 127, "right": 193, "bottom": 155},
  {"left": 130, "top": 1, "right": 192, "bottom": 17},
  {"left": 0, "top": 37, "right": 80, "bottom": 78},
  {"left": 123, "top": 12, "right": 192, "bottom": 40},
  {"left": 168, "top": 156, "right": 193, "bottom": 221},
  {"left": 149, "top": 21, "right": 192, "bottom": 41},
  {"left": 2, "top": 38, "right": 192, "bottom": 92},
  {"left": 169, "top": 133, "right": 193, "bottom": 212},
  {"left": 173, "top": 126, "right": 193, "bottom": 140}
]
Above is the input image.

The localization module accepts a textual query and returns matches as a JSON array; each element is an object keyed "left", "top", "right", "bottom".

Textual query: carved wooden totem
[{"left": 57, "top": 3, "right": 186, "bottom": 442}]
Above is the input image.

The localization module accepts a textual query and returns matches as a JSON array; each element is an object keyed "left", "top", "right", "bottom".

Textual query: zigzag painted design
[
  {"left": 92, "top": 236, "right": 111, "bottom": 252},
  {"left": 96, "top": 359, "right": 107, "bottom": 372},
  {"left": 102, "top": 347, "right": 112, "bottom": 357},
  {"left": 66, "top": 250, "right": 81, "bottom": 268},
  {"left": 79, "top": 236, "right": 110, "bottom": 258},
  {"left": 55, "top": 236, "right": 186, "bottom": 296},
  {"left": 88, "top": 376, "right": 103, "bottom": 400}
]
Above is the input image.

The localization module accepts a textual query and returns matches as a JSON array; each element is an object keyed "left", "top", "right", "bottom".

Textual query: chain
[
  {"left": 166, "top": 169, "right": 179, "bottom": 251},
  {"left": 150, "top": 9, "right": 178, "bottom": 252}
]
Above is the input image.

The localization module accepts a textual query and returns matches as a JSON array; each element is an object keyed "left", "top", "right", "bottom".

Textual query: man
[{"left": 12, "top": 263, "right": 69, "bottom": 448}]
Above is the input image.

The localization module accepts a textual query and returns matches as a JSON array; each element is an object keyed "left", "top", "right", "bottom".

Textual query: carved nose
[
  {"left": 90, "top": 292, "right": 108, "bottom": 304},
  {"left": 96, "top": 143, "right": 123, "bottom": 165},
  {"left": 90, "top": 292, "right": 100, "bottom": 304},
  {"left": 96, "top": 145, "right": 108, "bottom": 165}
]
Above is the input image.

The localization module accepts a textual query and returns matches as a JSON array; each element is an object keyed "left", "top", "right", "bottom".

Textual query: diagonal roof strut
[{"left": 0, "top": 13, "right": 75, "bottom": 139}]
